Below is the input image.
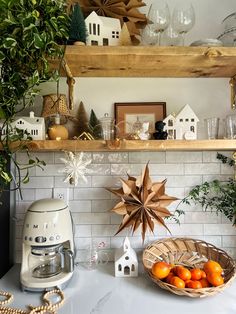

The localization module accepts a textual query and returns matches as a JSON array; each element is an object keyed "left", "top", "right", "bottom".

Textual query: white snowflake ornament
[{"left": 58, "top": 151, "right": 91, "bottom": 186}]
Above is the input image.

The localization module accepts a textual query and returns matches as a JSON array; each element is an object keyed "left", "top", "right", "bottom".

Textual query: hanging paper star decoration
[
  {"left": 72, "top": 0, "right": 147, "bottom": 44},
  {"left": 107, "top": 163, "right": 178, "bottom": 242},
  {"left": 58, "top": 151, "right": 91, "bottom": 186}
]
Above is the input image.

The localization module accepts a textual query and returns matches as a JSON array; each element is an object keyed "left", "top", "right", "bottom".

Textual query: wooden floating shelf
[
  {"left": 57, "top": 46, "right": 236, "bottom": 78},
  {"left": 4, "top": 139, "right": 236, "bottom": 152}
]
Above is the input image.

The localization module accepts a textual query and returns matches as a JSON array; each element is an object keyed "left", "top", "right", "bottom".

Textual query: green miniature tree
[
  {"left": 68, "top": 3, "right": 87, "bottom": 44},
  {"left": 89, "top": 109, "right": 102, "bottom": 139}
]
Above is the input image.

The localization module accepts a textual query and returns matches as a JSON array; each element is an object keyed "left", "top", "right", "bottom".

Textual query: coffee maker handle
[{"left": 63, "top": 249, "right": 74, "bottom": 273}]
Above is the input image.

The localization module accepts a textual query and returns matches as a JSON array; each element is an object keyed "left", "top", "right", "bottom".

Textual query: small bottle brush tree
[
  {"left": 68, "top": 3, "right": 87, "bottom": 44},
  {"left": 0, "top": 0, "right": 70, "bottom": 200}
]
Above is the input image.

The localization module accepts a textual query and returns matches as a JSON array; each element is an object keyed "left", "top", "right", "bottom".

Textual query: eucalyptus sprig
[
  {"left": 182, "top": 179, "right": 236, "bottom": 225},
  {"left": 180, "top": 153, "right": 236, "bottom": 225}
]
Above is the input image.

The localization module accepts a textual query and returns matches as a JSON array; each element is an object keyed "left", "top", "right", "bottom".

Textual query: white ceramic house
[
  {"left": 164, "top": 105, "right": 199, "bottom": 140},
  {"left": 0, "top": 112, "right": 45, "bottom": 140},
  {"left": 163, "top": 114, "right": 176, "bottom": 140},
  {"left": 114, "top": 237, "right": 138, "bottom": 277},
  {"left": 85, "top": 11, "right": 121, "bottom": 46}
]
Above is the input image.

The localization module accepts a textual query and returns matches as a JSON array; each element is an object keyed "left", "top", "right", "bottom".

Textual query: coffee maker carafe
[{"left": 20, "top": 199, "right": 74, "bottom": 291}]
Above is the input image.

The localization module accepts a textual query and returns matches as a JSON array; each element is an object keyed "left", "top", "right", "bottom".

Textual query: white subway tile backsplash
[
  {"left": 184, "top": 163, "right": 220, "bottom": 175},
  {"left": 92, "top": 225, "right": 128, "bottom": 237},
  {"left": 54, "top": 176, "right": 91, "bottom": 188},
  {"left": 74, "top": 225, "right": 91, "bottom": 237},
  {"left": 184, "top": 211, "right": 221, "bottom": 224},
  {"left": 152, "top": 175, "right": 202, "bottom": 188},
  {"left": 149, "top": 164, "right": 184, "bottom": 175},
  {"left": 72, "top": 213, "right": 110, "bottom": 225},
  {"left": 129, "top": 152, "right": 165, "bottom": 163},
  {"left": 14, "top": 150, "right": 236, "bottom": 263},
  {"left": 222, "top": 236, "right": 236, "bottom": 247},
  {"left": 87, "top": 164, "right": 111, "bottom": 175},
  {"left": 93, "top": 152, "right": 128, "bottom": 163},
  {"left": 166, "top": 152, "right": 202, "bottom": 163},
  {"left": 204, "top": 224, "right": 236, "bottom": 236},
  {"left": 91, "top": 176, "right": 120, "bottom": 188},
  {"left": 20, "top": 177, "right": 54, "bottom": 189},
  {"left": 35, "top": 188, "right": 53, "bottom": 200},
  {"left": 36, "top": 164, "right": 64, "bottom": 176},
  {"left": 69, "top": 201, "right": 91, "bottom": 213},
  {"left": 202, "top": 151, "right": 221, "bottom": 163},
  {"left": 16, "top": 189, "right": 35, "bottom": 201},
  {"left": 74, "top": 188, "right": 111, "bottom": 200},
  {"left": 91, "top": 200, "right": 117, "bottom": 212}
]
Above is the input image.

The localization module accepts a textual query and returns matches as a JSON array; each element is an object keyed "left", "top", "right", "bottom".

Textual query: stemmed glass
[
  {"left": 172, "top": 3, "right": 195, "bottom": 46},
  {"left": 147, "top": 1, "right": 171, "bottom": 46}
]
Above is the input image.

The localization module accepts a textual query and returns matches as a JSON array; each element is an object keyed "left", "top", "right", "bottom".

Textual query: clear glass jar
[
  {"left": 29, "top": 245, "right": 63, "bottom": 278},
  {"left": 100, "top": 113, "right": 115, "bottom": 140}
]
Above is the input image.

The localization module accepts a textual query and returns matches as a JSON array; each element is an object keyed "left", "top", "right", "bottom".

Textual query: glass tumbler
[
  {"left": 225, "top": 114, "right": 236, "bottom": 139},
  {"left": 83, "top": 242, "right": 109, "bottom": 270},
  {"left": 205, "top": 117, "right": 220, "bottom": 139}
]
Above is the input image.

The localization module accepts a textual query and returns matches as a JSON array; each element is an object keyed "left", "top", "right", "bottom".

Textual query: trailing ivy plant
[
  {"left": 181, "top": 154, "right": 236, "bottom": 224},
  {"left": 0, "top": 0, "right": 70, "bottom": 200}
]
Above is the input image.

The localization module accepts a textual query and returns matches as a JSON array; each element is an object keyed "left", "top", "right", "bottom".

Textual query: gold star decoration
[
  {"left": 71, "top": 0, "right": 147, "bottom": 44},
  {"left": 107, "top": 163, "right": 178, "bottom": 242}
]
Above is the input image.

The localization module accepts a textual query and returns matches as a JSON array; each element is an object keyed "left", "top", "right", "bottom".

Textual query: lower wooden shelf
[{"left": 4, "top": 139, "right": 236, "bottom": 152}]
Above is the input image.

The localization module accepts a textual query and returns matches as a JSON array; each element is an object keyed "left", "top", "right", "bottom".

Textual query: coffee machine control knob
[{"left": 35, "top": 236, "right": 47, "bottom": 243}]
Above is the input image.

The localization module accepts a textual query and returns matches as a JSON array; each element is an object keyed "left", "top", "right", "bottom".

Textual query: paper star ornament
[{"left": 59, "top": 151, "right": 91, "bottom": 186}]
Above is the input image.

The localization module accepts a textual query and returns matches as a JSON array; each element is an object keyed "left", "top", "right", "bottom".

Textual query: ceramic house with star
[
  {"left": 0, "top": 111, "right": 45, "bottom": 140},
  {"left": 115, "top": 237, "right": 138, "bottom": 277},
  {"left": 85, "top": 11, "right": 121, "bottom": 46}
]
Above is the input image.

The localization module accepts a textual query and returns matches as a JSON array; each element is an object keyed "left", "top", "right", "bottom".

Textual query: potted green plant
[
  {"left": 0, "top": 0, "right": 70, "bottom": 198},
  {"left": 181, "top": 153, "right": 236, "bottom": 224}
]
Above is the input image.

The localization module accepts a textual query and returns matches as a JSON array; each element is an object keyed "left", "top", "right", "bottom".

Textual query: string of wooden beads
[{"left": 0, "top": 289, "right": 64, "bottom": 314}]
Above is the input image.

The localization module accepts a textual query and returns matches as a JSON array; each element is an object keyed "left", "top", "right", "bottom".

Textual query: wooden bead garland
[{"left": 0, "top": 289, "right": 64, "bottom": 314}]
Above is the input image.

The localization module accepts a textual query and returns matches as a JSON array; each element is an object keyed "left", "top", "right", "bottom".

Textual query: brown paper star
[
  {"left": 74, "top": 0, "right": 147, "bottom": 44},
  {"left": 107, "top": 164, "right": 178, "bottom": 242}
]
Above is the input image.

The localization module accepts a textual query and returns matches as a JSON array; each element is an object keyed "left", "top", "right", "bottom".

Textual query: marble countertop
[{"left": 1, "top": 264, "right": 236, "bottom": 314}]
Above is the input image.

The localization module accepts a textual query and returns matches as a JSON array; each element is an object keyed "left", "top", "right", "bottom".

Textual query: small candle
[{"left": 56, "top": 137, "right": 61, "bottom": 141}]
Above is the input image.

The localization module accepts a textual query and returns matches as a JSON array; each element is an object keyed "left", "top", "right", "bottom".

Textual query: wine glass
[
  {"left": 172, "top": 3, "right": 195, "bottom": 46},
  {"left": 147, "top": 1, "right": 171, "bottom": 46}
]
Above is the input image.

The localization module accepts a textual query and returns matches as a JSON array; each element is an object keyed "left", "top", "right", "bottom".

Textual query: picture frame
[{"left": 114, "top": 102, "right": 166, "bottom": 137}]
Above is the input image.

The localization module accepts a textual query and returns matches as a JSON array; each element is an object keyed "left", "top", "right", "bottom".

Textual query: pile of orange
[{"left": 151, "top": 260, "right": 224, "bottom": 289}]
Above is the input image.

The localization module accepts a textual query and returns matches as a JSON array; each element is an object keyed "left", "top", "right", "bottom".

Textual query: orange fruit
[
  {"left": 176, "top": 267, "right": 191, "bottom": 281},
  {"left": 152, "top": 261, "right": 171, "bottom": 279},
  {"left": 170, "top": 276, "right": 185, "bottom": 288},
  {"left": 200, "top": 270, "right": 207, "bottom": 279},
  {"left": 206, "top": 273, "right": 224, "bottom": 287},
  {"left": 203, "top": 260, "right": 223, "bottom": 275},
  {"left": 172, "top": 265, "right": 184, "bottom": 275},
  {"left": 165, "top": 272, "right": 175, "bottom": 284},
  {"left": 199, "top": 278, "right": 211, "bottom": 288},
  {"left": 185, "top": 280, "right": 202, "bottom": 289},
  {"left": 190, "top": 268, "right": 202, "bottom": 281}
]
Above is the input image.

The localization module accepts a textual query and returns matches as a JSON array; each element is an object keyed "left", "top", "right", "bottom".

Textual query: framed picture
[{"left": 114, "top": 102, "right": 166, "bottom": 136}]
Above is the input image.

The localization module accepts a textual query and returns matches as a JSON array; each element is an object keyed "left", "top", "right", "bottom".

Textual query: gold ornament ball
[{"left": 48, "top": 124, "right": 69, "bottom": 140}]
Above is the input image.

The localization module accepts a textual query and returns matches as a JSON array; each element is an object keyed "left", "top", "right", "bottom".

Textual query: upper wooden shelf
[
  {"left": 8, "top": 139, "right": 236, "bottom": 152},
  {"left": 60, "top": 46, "right": 236, "bottom": 78}
]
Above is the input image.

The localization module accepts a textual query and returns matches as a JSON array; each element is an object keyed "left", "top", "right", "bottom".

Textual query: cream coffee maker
[{"left": 20, "top": 199, "right": 74, "bottom": 291}]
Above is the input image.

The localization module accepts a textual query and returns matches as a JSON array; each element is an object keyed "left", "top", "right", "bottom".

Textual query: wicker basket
[{"left": 142, "top": 237, "right": 236, "bottom": 298}]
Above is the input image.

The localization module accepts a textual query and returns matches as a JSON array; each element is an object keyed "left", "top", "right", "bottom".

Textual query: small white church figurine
[
  {"left": 85, "top": 11, "right": 121, "bottom": 46},
  {"left": 163, "top": 104, "right": 199, "bottom": 140},
  {"left": 114, "top": 237, "right": 138, "bottom": 277},
  {"left": 0, "top": 111, "right": 45, "bottom": 140}
]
